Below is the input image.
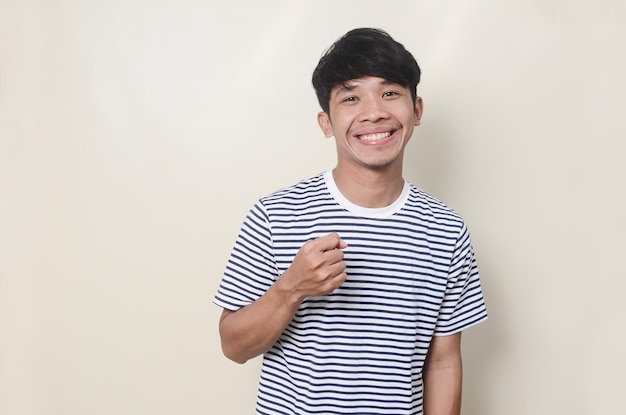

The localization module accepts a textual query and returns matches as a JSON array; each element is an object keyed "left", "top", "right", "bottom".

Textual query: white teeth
[{"left": 359, "top": 132, "right": 391, "bottom": 141}]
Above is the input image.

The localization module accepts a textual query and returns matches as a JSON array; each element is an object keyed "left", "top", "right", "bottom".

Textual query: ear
[
  {"left": 413, "top": 96, "right": 424, "bottom": 126},
  {"left": 317, "top": 111, "right": 334, "bottom": 138}
]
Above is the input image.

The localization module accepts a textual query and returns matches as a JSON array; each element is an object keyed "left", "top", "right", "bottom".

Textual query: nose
[{"left": 359, "top": 97, "right": 389, "bottom": 122}]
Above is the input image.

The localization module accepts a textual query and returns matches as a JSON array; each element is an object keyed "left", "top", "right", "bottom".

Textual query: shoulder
[
  {"left": 403, "top": 183, "right": 466, "bottom": 231},
  {"left": 259, "top": 172, "right": 329, "bottom": 206}
]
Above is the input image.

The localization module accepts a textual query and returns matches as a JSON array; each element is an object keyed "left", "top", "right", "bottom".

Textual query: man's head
[{"left": 312, "top": 28, "right": 421, "bottom": 114}]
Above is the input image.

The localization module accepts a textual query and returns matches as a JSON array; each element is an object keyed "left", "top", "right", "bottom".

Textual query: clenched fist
[{"left": 279, "top": 233, "right": 348, "bottom": 301}]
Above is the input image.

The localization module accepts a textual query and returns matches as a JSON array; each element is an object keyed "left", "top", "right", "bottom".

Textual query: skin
[
  {"left": 317, "top": 76, "right": 423, "bottom": 208},
  {"left": 219, "top": 75, "right": 462, "bottom": 413},
  {"left": 423, "top": 333, "right": 463, "bottom": 415}
]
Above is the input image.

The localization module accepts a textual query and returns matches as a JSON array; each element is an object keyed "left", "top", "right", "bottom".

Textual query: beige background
[{"left": 1, "top": 1, "right": 625, "bottom": 414}]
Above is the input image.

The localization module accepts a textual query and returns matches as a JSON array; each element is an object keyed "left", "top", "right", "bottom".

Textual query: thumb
[
  {"left": 337, "top": 238, "right": 348, "bottom": 250},
  {"left": 328, "top": 232, "right": 348, "bottom": 250}
]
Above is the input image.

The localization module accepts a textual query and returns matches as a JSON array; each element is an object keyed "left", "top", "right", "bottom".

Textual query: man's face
[{"left": 318, "top": 76, "right": 423, "bottom": 173}]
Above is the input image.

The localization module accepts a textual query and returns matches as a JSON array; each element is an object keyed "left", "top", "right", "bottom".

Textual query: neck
[{"left": 332, "top": 164, "right": 405, "bottom": 208}]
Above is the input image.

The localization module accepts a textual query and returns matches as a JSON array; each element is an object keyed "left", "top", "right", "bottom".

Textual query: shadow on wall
[{"left": 461, "top": 260, "right": 505, "bottom": 415}]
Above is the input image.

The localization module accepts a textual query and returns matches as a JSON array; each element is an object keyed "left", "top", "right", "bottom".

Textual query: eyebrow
[{"left": 337, "top": 78, "right": 396, "bottom": 92}]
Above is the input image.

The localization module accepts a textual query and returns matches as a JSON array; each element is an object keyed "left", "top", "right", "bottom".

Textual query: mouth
[{"left": 357, "top": 131, "right": 394, "bottom": 142}]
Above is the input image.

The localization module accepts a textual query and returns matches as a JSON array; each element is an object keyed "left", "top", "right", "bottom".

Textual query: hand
[{"left": 279, "top": 233, "right": 348, "bottom": 300}]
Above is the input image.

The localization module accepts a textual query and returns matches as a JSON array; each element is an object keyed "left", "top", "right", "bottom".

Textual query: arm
[
  {"left": 218, "top": 279, "right": 301, "bottom": 364},
  {"left": 423, "top": 332, "right": 463, "bottom": 415},
  {"left": 219, "top": 233, "right": 347, "bottom": 364}
]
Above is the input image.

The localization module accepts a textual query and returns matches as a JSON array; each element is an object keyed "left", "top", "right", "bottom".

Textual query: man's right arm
[{"left": 218, "top": 233, "right": 348, "bottom": 364}]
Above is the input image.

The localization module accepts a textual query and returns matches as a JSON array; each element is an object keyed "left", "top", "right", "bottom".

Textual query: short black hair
[{"left": 312, "top": 28, "right": 421, "bottom": 113}]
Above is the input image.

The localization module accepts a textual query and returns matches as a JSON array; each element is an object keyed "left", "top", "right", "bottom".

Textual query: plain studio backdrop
[{"left": 1, "top": 1, "right": 625, "bottom": 414}]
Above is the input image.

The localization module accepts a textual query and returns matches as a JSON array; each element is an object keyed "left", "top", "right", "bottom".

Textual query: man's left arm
[{"left": 423, "top": 332, "right": 463, "bottom": 415}]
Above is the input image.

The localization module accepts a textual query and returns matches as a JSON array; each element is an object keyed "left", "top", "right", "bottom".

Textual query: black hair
[{"left": 312, "top": 28, "right": 421, "bottom": 113}]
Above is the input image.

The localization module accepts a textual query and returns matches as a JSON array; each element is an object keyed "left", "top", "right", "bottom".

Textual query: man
[{"left": 214, "top": 27, "right": 488, "bottom": 414}]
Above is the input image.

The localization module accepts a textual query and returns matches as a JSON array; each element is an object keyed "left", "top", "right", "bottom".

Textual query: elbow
[
  {"left": 218, "top": 308, "right": 261, "bottom": 364},
  {"left": 221, "top": 342, "right": 249, "bottom": 364},
  {"left": 219, "top": 310, "right": 247, "bottom": 364},
  {"left": 219, "top": 327, "right": 251, "bottom": 364}
]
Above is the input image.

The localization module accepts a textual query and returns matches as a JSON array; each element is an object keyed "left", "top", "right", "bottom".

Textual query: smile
[{"left": 358, "top": 131, "right": 393, "bottom": 142}]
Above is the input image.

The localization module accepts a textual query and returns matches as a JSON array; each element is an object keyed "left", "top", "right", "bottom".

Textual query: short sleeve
[
  {"left": 434, "top": 224, "right": 488, "bottom": 335},
  {"left": 213, "top": 201, "right": 279, "bottom": 311}
]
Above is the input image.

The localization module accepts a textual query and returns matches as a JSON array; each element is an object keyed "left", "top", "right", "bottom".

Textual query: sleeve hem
[{"left": 433, "top": 314, "right": 488, "bottom": 337}]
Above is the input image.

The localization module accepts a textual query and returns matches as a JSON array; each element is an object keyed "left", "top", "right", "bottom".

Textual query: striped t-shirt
[{"left": 214, "top": 171, "right": 488, "bottom": 414}]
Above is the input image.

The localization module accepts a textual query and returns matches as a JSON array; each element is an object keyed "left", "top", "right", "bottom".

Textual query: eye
[
  {"left": 342, "top": 95, "right": 358, "bottom": 103},
  {"left": 383, "top": 91, "right": 400, "bottom": 98}
]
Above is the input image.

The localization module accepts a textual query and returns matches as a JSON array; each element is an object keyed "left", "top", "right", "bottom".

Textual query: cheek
[{"left": 329, "top": 110, "right": 354, "bottom": 132}]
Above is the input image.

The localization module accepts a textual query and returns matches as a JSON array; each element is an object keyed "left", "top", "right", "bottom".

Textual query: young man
[{"left": 214, "top": 28, "right": 488, "bottom": 414}]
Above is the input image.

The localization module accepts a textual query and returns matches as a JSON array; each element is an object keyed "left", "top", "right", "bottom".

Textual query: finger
[
  {"left": 326, "top": 271, "right": 347, "bottom": 292},
  {"left": 322, "top": 248, "right": 345, "bottom": 265},
  {"left": 328, "top": 261, "right": 347, "bottom": 278},
  {"left": 314, "top": 233, "right": 347, "bottom": 252}
]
